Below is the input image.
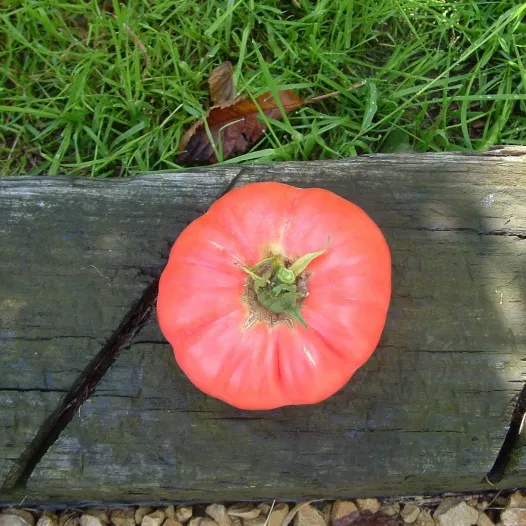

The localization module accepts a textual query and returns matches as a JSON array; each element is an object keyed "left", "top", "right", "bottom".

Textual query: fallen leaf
[
  {"left": 177, "top": 63, "right": 366, "bottom": 164},
  {"left": 177, "top": 90, "right": 303, "bottom": 163},
  {"left": 209, "top": 61, "right": 236, "bottom": 105}
]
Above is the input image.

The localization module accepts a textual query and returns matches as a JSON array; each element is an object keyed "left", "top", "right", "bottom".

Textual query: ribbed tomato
[{"left": 157, "top": 182, "right": 391, "bottom": 410}]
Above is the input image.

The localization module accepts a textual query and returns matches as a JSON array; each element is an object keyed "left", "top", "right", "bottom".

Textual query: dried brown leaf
[
  {"left": 209, "top": 61, "right": 236, "bottom": 105},
  {"left": 177, "top": 89, "right": 303, "bottom": 163}
]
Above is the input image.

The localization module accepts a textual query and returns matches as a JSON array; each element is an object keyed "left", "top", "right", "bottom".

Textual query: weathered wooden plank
[
  {"left": 0, "top": 173, "right": 237, "bottom": 484},
  {"left": 1, "top": 149, "right": 526, "bottom": 503}
]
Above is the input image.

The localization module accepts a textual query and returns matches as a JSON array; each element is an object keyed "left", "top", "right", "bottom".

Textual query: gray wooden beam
[{"left": 1, "top": 148, "right": 525, "bottom": 504}]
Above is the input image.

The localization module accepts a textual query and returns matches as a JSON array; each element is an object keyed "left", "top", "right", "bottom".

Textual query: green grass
[{"left": 1, "top": 0, "right": 526, "bottom": 177}]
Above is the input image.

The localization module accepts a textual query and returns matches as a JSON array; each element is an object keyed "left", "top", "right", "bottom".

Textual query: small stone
[
  {"left": 415, "top": 511, "right": 434, "bottom": 526},
  {"left": 256, "top": 506, "right": 271, "bottom": 517},
  {"left": 433, "top": 499, "right": 477, "bottom": 526},
  {"left": 110, "top": 511, "right": 135, "bottom": 526},
  {"left": 136, "top": 512, "right": 154, "bottom": 526},
  {"left": 80, "top": 516, "right": 104, "bottom": 526},
  {"left": 228, "top": 506, "right": 260, "bottom": 521},
  {"left": 401, "top": 505, "right": 420, "bottom": 524},
  {"left": 175, "top": 509, "right": 192, "bottom": 524},
  {"left": 163, "top": 519, "right": 183, "bottom": 526},
  {"left": 142, "top": 512, "right": 166, "bottom": 526},
  {"left": 0, "top": 516, "right": 32, "bottom": 526},
  {"left": 190, "top": 520, "right": 218, "bottom": 526},
  {"left": 242, "top": 518, "right": 266, "bottom": 526},
  {"left": 206, "top": 505, "right": 231, "bottom": 526},
  {"left": 59, "top": 514, "right": 80, "bottom": 526},
  {"left": 501, "top": 490, "right": 526, "bottom": 526},
  {"left": 331, "top": 501, "right": 359, "bottom": 526},
  {"left": 165, "top": 510, "right": 176, "bottom": 522},
  {"left": 381, "top": 504, "right": 400, "bottom": 518},
  {"left": 477, "top": 502, "right": 489, "bottom": 513},
  {"left": 2, "top": 510, "right": 35, "bottom": 526},
  {"left": 501, "top": 491, "right": 526, "bottom": 526},
  {"left": 501, "top": 508, "right": 526, "bottom": 524},
  {"left": 267, "top": 504, "right": 289, "bottom": 526},
  {"left": 356, "top": 500, "right": 380, "bottom": 515},
  {"left": 85, "top": 512, "right": 109, "bottom": 526},
  {"left": 476, "top": 512, "right": 495, "bottom": 526},
  {"left": 294, "top": 506, "right": 325, "bottom": 526},
  {"left": 509, "top": 491, "right": 526, "bottom": 509},
  {"left": 433, "top": 499, "right": 459, "bottom": 517},
  {"left": 37, "top": 513, "right": 59, "bottom": 526}
]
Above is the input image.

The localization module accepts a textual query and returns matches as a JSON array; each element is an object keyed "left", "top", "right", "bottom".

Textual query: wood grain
[{"left": 1, "top": 149, "right": 525, "bottom": 503}]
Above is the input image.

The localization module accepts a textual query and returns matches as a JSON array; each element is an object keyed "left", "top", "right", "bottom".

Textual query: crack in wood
[
  {"left": 486, "top": 382, "right": 526, "bottom": 484},
  {"left": 0, "top": 169, "right": 244, "bottom": 494},
  {"left": 411, "top": 227, "right": 526, "bottom": 239},
  {"left": 1, "top": 278, "right": 159, "bottom": 493}
]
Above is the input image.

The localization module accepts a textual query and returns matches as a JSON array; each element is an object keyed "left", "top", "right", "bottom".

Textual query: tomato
[{"left": 157, "top": 182, "right": 391, "bottom": 410}]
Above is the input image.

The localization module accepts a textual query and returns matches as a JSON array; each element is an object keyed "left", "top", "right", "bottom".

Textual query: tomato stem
[{"left": 241, "top": 238, "right": 330, "bottom": 328}]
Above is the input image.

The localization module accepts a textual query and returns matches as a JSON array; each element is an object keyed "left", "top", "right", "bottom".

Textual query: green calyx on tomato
[{"left": 242, "top": 238, "right": 330, "bottom": 328}]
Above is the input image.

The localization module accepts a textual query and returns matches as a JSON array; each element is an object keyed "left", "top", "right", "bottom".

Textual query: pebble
[
  {"left": 80, "top": 516, "right": 104, "bottom": 526},
  {"left": 227, "top": 506, "right": 260, "bottom": 521},
  {"left": 331, "top": 501, "right": 359, "bottom": 526},
  {"left": 256, "top": 506, "right": 271, "bottom": 517},
  {"left": 433, "top": 499, "right": 478, "bottom": 526},
  {"left": 401, "top": 505, "right": 420, "bottom": 524},
  {"left": 165, "top": 510, "right": 176, "bottom": 522},
  {"left": 381, "top": 504, "right": 400, "bottom": 518},
  {"left": 85, "top": 512, "right": 109, "bottom": 526},
  {"left": 267, "top": 505, "right": 289, "bottom": 526},
  {"left": 415, "top": 510, "right": 434, "bottom": 526},
  {"left": 142, "top": 512, "right": 166, "bottom": 526},
  {"left": 60, "top": 515, "right": 80, "bottom": 526},
  {"left": 206, "top": 505, "right": 231, "bottom": 526},
  {"left": 476, "top": 511, "right": 495, "bottom": 526},
  {"left": 356, "top": 500, "right": 380, "bottom": 515},
  {"left": 294, "top": 506, "right": 326, "bottom": 526},
  {"left": 37, "top": 513, "right": 59, "bottom": 526},
  {"left": 58, "top": 511, "right": 77, "bottom": 526},
  {"left": 163, "top": 519, "right": 183, "bottom": 526},
  {"left": 189, "top": 520, "right": 218, "bottom": 526},
  {"left": 501, "top": 490, "right": 526, "bottom": 526},
  {"left": 0, "top": 516, "right": 32, "bottom": 526},
  {"left": 175, "top": 509, "right": 193, "bottom": 524},
  {"left": 1, "top": 510, "right": 35, "bottom": 526},
  {"left": 242, "top": 518, "right": 266, "bottom": 526},
  {"left": 110, "top": 510, "right": 135, "bottom": 526},
  {"left": 135, "top": 511, "right": 153, "bottom": 526}
]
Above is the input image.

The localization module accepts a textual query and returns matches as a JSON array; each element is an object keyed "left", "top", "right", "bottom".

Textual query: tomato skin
[{"left": 157, "top": 182, "right": 391, "bottom": 410}]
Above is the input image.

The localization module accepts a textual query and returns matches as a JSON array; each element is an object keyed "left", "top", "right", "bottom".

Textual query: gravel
[{"left": 0, "top": 490, "right": 520, "bottom": 526}]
